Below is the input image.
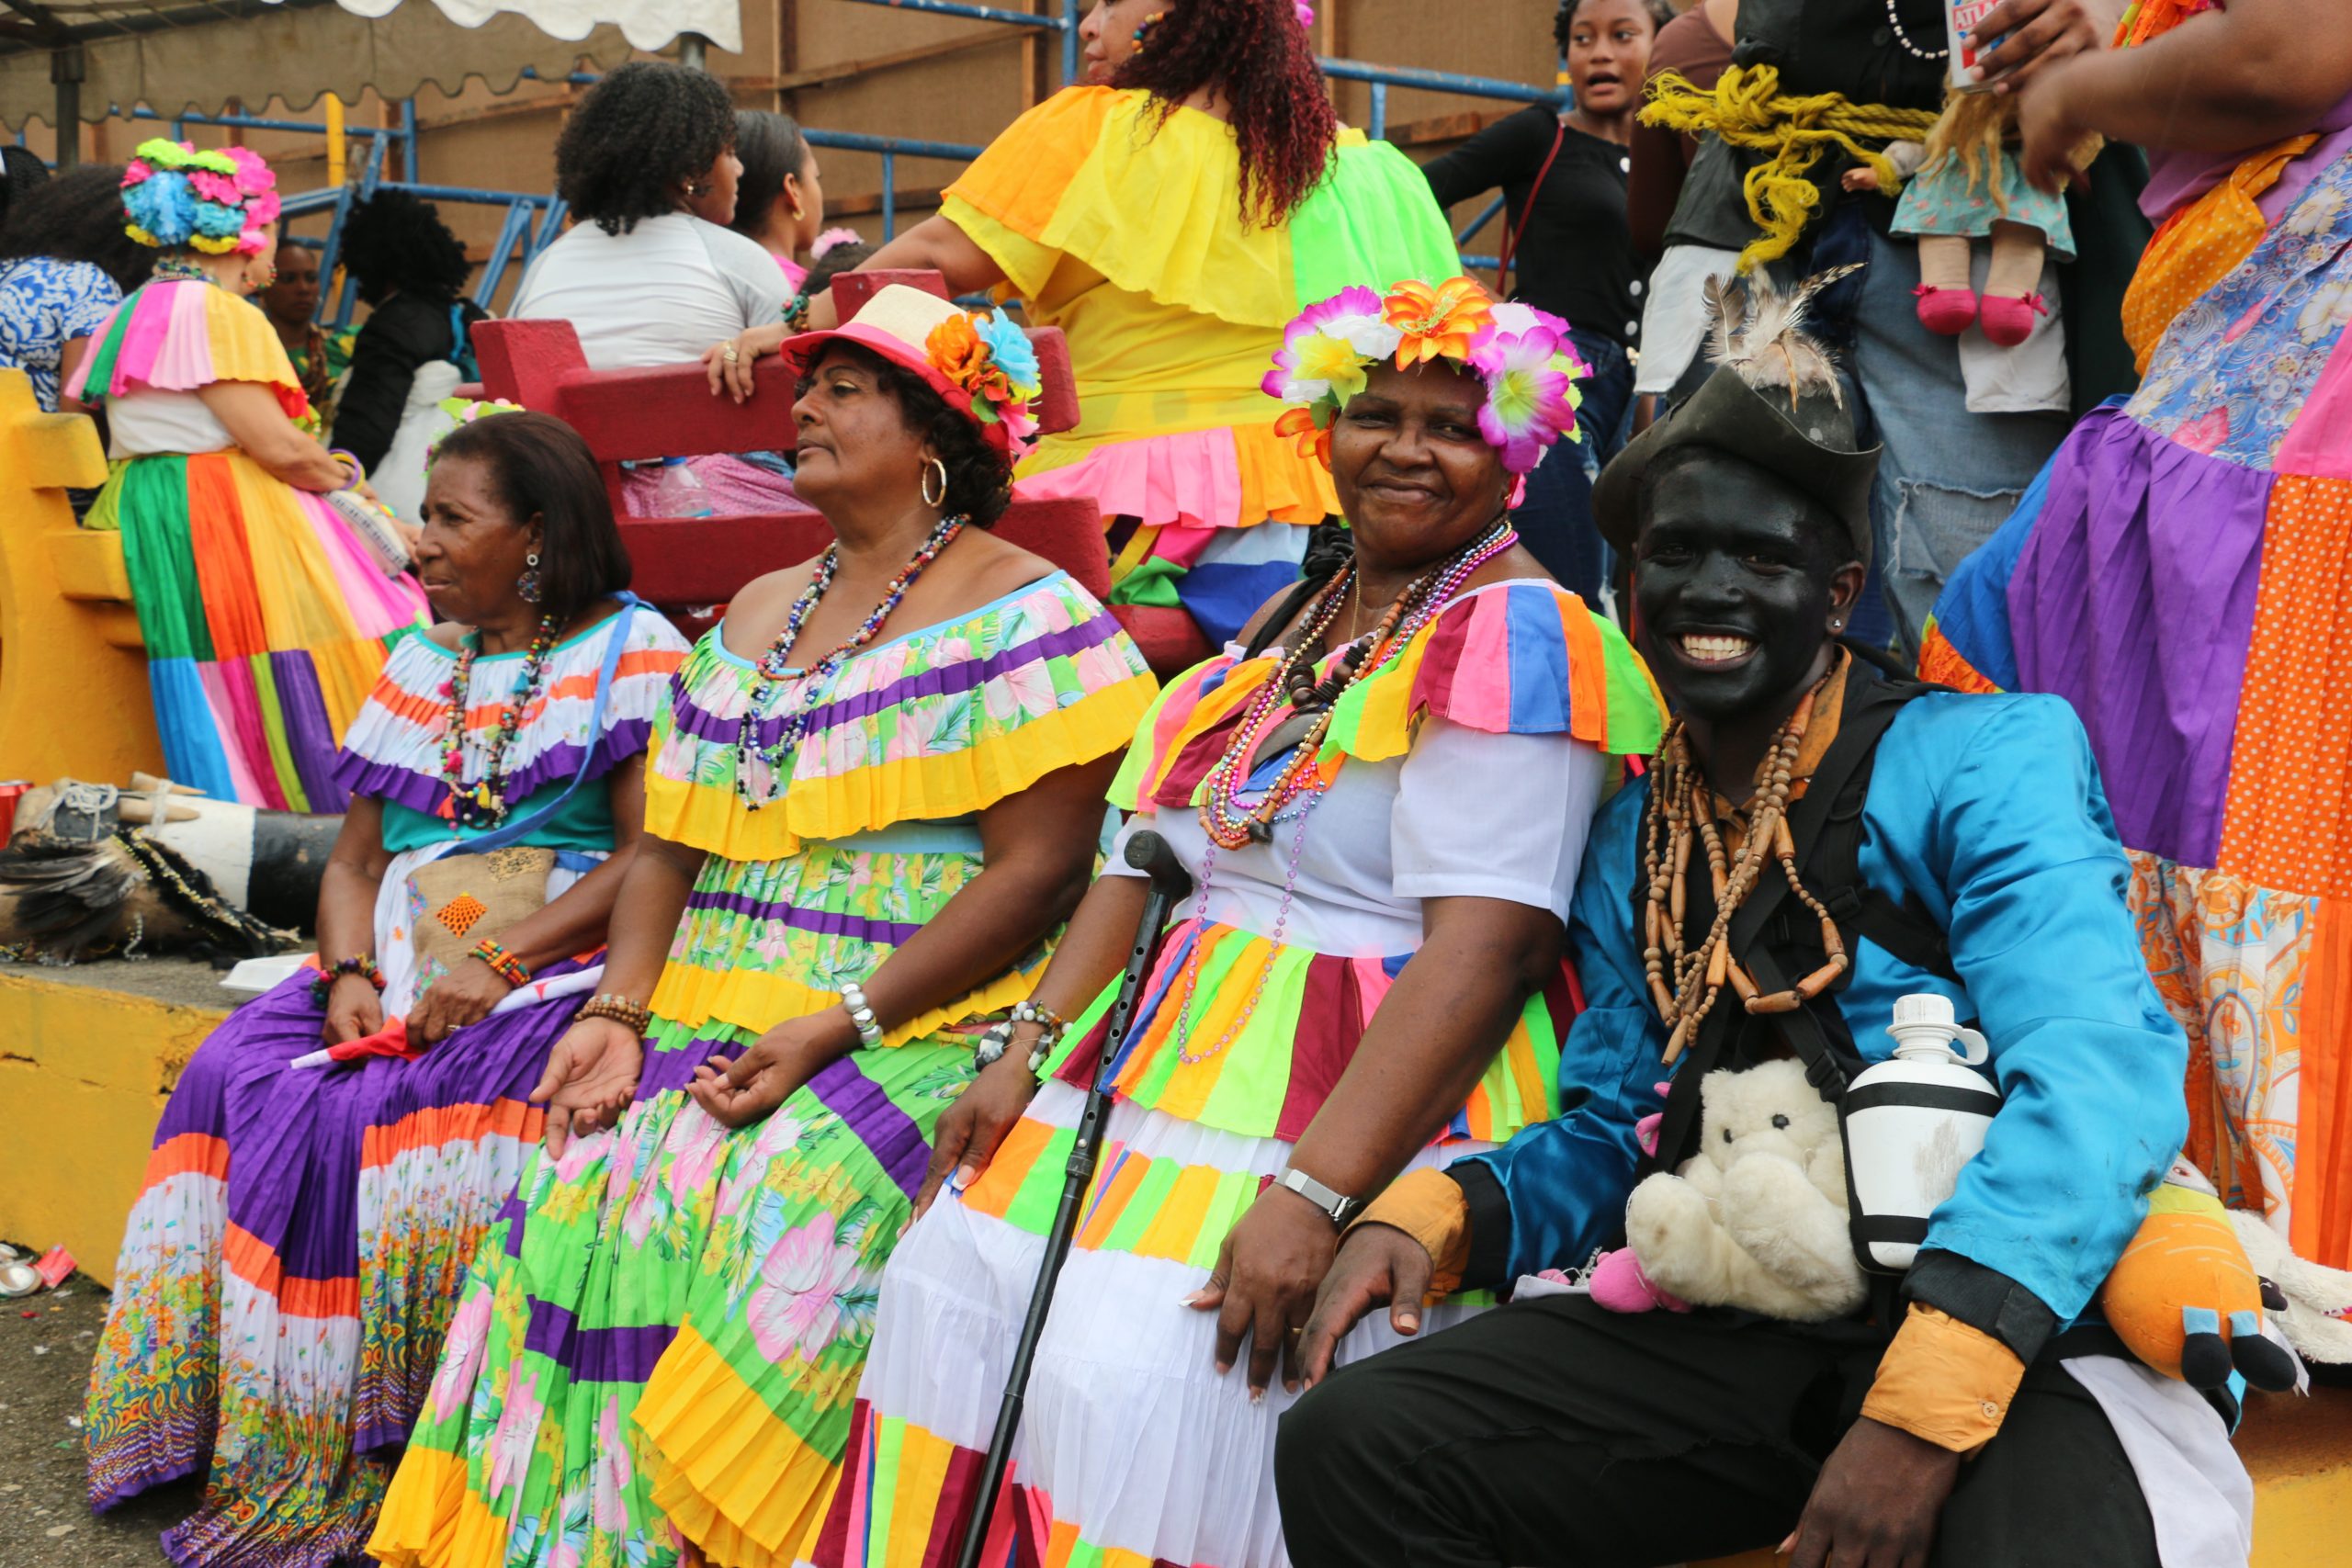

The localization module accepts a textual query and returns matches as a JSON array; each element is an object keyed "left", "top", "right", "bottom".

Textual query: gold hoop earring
[{"left": 921, "top": 457, "right": 949, "bottom": 509}]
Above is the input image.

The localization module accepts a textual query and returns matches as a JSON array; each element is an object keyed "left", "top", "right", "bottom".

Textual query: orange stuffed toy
[{"left": 2099, "top": 1159, "right": 2298, "bottom": 1405}]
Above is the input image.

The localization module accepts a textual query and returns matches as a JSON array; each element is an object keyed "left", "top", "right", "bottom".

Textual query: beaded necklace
[
  {"left": 1883, "top": 0, "right": 1950, "bottom": 61},
  {"left": 153, "top": 256, "right": 217, "bottom": 286},
  {"left": 735, "top": 513, "right": 966, "bottom": 808},
  {"left": 1170, "top": 518, "right": 1518, "bottom": 1066},
  {"left": 1637, "top": 670, "right": 1850, "bottom": 1063},
  {"left": 439, "top": 612, "right": 563, "bottom": 829}
]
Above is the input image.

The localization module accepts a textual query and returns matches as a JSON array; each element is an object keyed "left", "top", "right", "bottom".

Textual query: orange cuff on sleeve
[
  {"left": 1858, "top": 1304, "right": 2029, "bottom": 1454},
  {"left": 1348, "top": 1167, "right": 1472, "bottom": 1303}
]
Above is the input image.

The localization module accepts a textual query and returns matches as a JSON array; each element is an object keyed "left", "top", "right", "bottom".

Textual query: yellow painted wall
[{"left": 0, "top": 972, "right": 213, "bottom": 1289}]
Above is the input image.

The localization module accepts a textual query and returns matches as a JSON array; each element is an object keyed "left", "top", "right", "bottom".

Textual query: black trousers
[{"left": 1274, "top": 1294, "right": 2159, "bottom": 1568}]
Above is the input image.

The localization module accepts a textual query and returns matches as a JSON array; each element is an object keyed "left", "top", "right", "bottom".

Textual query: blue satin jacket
[{"left": 1457, "top": 691, "right": 2188, "bottom": 1324}]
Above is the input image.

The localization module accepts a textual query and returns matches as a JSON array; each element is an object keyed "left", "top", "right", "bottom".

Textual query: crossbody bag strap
[
  {"left": 445, "top": 593, "right": 643, "bottom": 858},
  {"left": 1498, "top": 117, "right": 1569, "bottom": 299}
]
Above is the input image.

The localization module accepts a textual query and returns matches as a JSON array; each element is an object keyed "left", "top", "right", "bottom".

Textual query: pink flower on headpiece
[
  {"left": 222, "top": 146, "right": 276, "bottom": 197},
  {"left": 1469, "top": 321, "right": 1584, "bottom": 474},
  {"left": 121, "top": 159, "right": 153, "bottom": 186},
  {"left": 1295, "top": 1, "right": 1317, "bottom": 28}
]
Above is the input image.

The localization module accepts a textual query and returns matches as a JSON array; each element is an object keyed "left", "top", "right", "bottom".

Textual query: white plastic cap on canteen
[{"left": 1890, "top": 993, "right": 1957, "bottom": 1032}]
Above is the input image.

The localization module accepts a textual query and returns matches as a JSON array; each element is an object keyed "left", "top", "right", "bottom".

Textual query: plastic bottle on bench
[
  {"left": 649, "top": 456, "right": 715, "bottom": 518},
  {"left": 1843, "top": 993, "right": 2003, "bottom": 1271}
]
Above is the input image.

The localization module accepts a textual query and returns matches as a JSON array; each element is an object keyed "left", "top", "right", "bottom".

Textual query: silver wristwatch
[{"left": 1273, "top": 1166, "right": 1364, "bottom": 1228}]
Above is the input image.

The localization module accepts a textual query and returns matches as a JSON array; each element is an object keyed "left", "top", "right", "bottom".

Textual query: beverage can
[
  {"left": 1946, "top": 0, "right": 2003, "bottom": 90},
  {"left": 0, "top": 780, "right": 28, "bottom": 850}
]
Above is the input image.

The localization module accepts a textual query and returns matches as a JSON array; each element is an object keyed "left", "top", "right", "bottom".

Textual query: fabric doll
[{"left": 1846, "top": 88, "right": 2098, "bottom": 347}]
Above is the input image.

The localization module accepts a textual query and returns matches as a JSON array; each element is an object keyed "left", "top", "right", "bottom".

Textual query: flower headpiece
[
  {"left": 1262, "top": 276, "right": 1590, "bottom": 479},
  {"left": 809, "top": 227, "right": 864, "bottom": 260},
  {"left": 922, "top": 306, "right": 1043, "bottom": 456},
  {"left": 121, "top": 140, "right": 281, "bottom": 257},
  {"left": 426, "top": 397, "right": 528, "bottom": 463}
]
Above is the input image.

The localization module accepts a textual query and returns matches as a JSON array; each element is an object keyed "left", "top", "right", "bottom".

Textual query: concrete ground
[{"left": 0, "top": 1269, "right": 186, "bottom": 1566}]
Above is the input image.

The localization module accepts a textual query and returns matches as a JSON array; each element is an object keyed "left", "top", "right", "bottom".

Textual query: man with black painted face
[{"left": 1273, "top": 277, "right": 2251, "bottom": 1568}]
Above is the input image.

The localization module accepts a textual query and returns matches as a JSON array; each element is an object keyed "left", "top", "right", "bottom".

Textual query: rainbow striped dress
[
  {"left": 85, "top": 605, "right": 689, "bottom": 1567},
  {"left": 794, "top": 580, "right": 1663, "bottom": 1568},
  {"left": 68, "top": 276, "right": 429, "bottom": 808},
  {"left": 945, "top": 86, "right": 1462, "bottom": 646},
  {"left": 369, "top": 572, "right": 1156, "bottom": 1568}
]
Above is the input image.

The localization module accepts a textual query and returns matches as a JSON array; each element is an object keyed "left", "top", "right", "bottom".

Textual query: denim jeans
[
  {"left": 1517, "top": 328, "right": 1634, "bottom": 610},
  {"left": 1848, "top": 223, "right": 2071, "bottom": 661}
]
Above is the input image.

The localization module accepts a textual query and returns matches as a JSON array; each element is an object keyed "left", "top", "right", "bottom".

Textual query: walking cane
[{"left": 953, "top": 828, "right": 1193, "bottom": 1568}]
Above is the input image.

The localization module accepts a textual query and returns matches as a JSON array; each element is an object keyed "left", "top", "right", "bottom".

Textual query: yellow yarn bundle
[{"left": 1640, "top": 65, "right": 1941, "bottom": 274}]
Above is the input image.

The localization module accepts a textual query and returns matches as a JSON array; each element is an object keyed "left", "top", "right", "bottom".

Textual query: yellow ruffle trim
[
  {"left": 643, "top": 671, "right": 1157, "bottom": 863},
  {"left": 197, "top": 280, "right": 308, "bottom": 403},
  {"left": 365, "top": 1446, "right": 492, "bottom": 1568},
  {"left": 636, "top": 1323, "right": 845, "bottom": 1568},
  {"left": 943, "top": 86, "right": 1302, "bottom": 330},
  {"left": 650, "top": 952, "right": 1041, "bottom": 1050}
]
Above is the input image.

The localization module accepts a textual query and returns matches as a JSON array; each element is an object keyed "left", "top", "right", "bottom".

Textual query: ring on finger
[{"left": 722, "top": 344, "right": 741, "bottom": 363}]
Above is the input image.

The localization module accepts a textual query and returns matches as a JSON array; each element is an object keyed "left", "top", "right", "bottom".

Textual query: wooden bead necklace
[
  {"left": 1638, "top": 670, "right": 1850, "bottom": 1063},
  {"left": 735, "top": 513, "right": 965, "bottom": 808},
  {"left": 439, "top": 612, "right": 562, "bottom": 829}
]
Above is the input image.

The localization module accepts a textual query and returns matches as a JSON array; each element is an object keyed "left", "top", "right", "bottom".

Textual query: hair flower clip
[
  {"left": 809, "top": 227, "right": 864, "bottom": 260},
  {"left": 427, "top": 397, "right": 529, "bottom": 463},
  {"left": 924, "top": 307, "right": 1043, "bottom": 457},
  {"left": 120, "top": 140, "right": 281, "bottom": 257}
]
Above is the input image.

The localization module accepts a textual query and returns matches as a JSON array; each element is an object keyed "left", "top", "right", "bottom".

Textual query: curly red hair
[{"left": 1113, "top": 0, "right": 1339, "bottom": 230}]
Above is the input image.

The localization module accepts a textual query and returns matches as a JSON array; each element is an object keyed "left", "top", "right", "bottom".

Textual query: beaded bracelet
[
  {"left": 311, "top": 953, "right": 385, "bottom": 1005},
  {"left": 783, "top": 292, "right": 813, "bottom": 333},
  {"left": 972, "top": 999, "right": 1069, "bottom": 1073},
  {"left": 575, "top": 993, "right": 651, "bottom": 1034},
  {"left": 839, "top": 981, "right": 885, "bottom": 1048},
  {"left": 328, "top": 448, "right": 365, "bottom": 491},
  {"left": 469, "top": 937, "right": 532, "bottom": 988}
]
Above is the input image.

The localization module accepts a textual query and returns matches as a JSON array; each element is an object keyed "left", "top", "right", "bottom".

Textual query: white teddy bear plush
[{"left": 1623, "top": 1057, "right": 1868, "bottom": 1323}]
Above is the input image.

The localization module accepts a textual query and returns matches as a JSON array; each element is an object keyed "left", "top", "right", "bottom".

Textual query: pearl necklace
[
  {"left": 734, "top": 513, "right": 966, "bottom": 808},
  {"left": 440, "top": 613, "right": 562, "bottom": 829},
  {"left": 1884, "top": 0, "right": 1950, "bottom": 62}
]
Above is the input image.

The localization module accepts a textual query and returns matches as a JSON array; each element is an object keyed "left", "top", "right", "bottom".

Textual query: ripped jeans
[{"left": 1849, "top": 223, "right": 2070, "bottom": 660}]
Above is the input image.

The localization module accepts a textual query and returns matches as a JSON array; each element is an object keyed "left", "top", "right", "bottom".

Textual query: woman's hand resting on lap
[
  {"left": 533, "top": 1015, "right": 646, "bottom": 1156},
  {"left": 687, "top": 1009, "right": 853, "bottom": 1129},
  {"left": 322, "top": 971, "right": 386, "bottom": 1046},
  {"left": 1189, "top": 1184, "right": 1342, "bottom": 1399},
  {"left": 914, "top": 1049, "right": 1042, "bottom": 1218},
  {"left": 406, "top": 956, "right": 512, "bottom": 1049}
]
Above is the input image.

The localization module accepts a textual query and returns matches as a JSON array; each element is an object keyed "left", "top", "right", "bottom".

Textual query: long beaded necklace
[
  {"left": 440, "top": 612, "right": 563, "bottom": 829},
  {"left": 734, "top": 513, "right": 966, "bottom": 808},
  {"left": 1638, "top": 670, "right": 1851, "bottom": 1063},
  {"left": 1170, "top": 518, "right": 1518, "bottom": 1066}
]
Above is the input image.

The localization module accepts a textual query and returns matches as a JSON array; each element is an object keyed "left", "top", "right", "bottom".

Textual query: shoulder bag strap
[
  {"left": 1497, "top": 117, "right": 1569, "bottom": 299},
  {"left": 446, "top": 593, "right": 643, "bottom": 857}
]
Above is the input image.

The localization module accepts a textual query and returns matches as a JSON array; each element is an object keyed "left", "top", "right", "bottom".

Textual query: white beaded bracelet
[{"left": 838, "top": 980, "right": 885, "bottom": 1049}]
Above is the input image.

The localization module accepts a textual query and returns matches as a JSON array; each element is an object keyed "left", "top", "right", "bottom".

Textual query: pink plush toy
[{"left": 1589, "top": 1084, "right": 1693, "bottom": 1313}]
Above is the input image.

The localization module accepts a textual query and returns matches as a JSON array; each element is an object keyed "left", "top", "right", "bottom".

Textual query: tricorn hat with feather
[{"left": 1592, "top": 265, "right": 1879, "bottom": 564}]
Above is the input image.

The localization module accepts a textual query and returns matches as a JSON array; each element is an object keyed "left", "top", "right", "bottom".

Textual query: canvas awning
[{"left": 0, "top": 0, "right": 741, "bottom": 133}]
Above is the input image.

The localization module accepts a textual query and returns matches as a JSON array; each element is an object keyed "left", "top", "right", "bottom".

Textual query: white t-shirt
[{"left": 510, "top": 212, "right": 787, "bottom": 370}]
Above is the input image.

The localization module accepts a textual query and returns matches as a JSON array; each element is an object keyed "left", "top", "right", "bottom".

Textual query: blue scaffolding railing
[{"left": 115, "top": 2, "right": 1562, "bottom": 321}]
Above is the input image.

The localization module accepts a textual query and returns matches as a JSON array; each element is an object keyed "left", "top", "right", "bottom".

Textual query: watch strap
[{"left": 1275, "top": 1166, "right": 1364, "bottom": 1227}]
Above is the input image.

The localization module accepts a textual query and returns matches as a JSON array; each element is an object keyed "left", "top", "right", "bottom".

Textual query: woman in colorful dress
[
  {"left": 710, "top": 0, "right": 1461, "bottom": 655},
  {"left": 65, "top": 140, "right": 427, "bottom": 808},
  {"left": 1921, "top": 0, "right": 2352, "bottom": 1266},
  {"left": 759, "top": 278, "right": 1664, "bottom": 1568},
  {"left": 86, "top": 409, "right": 691, "bottom": 1565},
  {"left": 369, "top": 286, "right": 1158, "bottom": 1568}
]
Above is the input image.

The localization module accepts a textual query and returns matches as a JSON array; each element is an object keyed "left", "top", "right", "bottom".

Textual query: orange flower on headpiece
[
  {"left": 1273, "top": 405, "right": 1333, "bottom": 468},
  {"left": 924, "top": 312, "right": 1013, "bottom": 405},
  {"left": 1383, "top": 277, "right": 1495, "bottom": 368}
]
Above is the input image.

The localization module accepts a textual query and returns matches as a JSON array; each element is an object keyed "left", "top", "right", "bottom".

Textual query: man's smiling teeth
[{"left": 1679, "top": 634, "right": 1755, "bottom": 663}]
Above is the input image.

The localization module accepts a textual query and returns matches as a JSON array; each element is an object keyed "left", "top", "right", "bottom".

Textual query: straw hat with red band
[{"left": 775, "top": 284, "right": 1044, "bottom": 461}]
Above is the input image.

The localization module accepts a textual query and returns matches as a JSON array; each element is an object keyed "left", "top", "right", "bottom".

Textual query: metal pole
[
  {"left": 679, "top": 31, "right": 709, "bottom": 71},
  {"left": 1060, "top": 0, "right": 1079, "bottom": 86},
  {"left": 881, "top": 149, "right": 895, "bottom": 240},
  {"left": 50, "top": 47, "right": 82, "bottom": 169}
]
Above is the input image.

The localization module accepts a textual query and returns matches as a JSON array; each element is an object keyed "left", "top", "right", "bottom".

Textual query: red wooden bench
[{"left": 471, "top": 270, "right": 1212, "bottom": 671}]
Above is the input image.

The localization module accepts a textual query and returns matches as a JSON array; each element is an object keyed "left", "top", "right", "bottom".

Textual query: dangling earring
[
  {"left": 517, "top": 551, "right": 543, "bottom": 604},
  {"left": 1133, "top": 10, "right": 1165, "bottom": 48},
  {"left": 921, "top": 457, "right": 949, "bottom": 509}
]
